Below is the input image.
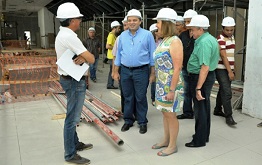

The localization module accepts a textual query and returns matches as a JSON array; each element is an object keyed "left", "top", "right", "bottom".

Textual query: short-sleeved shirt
[
  {"left": 55, "top": 26, "right": 87, "bottom": 75},
  {"left": 217, "top": 33, "right": 235, "bottom": 69},
  {"left": 106, "top": 32, "right": 116, "bottom": 59},
  {"left": 187, "top": 32, "right": 219, "bottom": 74}
]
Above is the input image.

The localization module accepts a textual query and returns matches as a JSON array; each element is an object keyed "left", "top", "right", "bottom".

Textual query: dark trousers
[
  {"left": 107, "top": 59, "right": 114, "bottom": 87},
  {"left": 120, "top": 65, "right": 149, "bottom": 125},
  {"left": 214, "top": 69, "right": 233, "bottom": 117},
  {"left": 189, "top": 71, "right": 215, "bottom": 146},
  {"left": 182, "top": 68, "right": 194, "bottom": 116}
]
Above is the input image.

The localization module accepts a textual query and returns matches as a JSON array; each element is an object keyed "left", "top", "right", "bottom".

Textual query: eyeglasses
[
  {"left": 74, "top": 17, "right": 82, "bottom": 21},
  {"left": 154, "top": 30, "right": 158, "bottom": 33}
]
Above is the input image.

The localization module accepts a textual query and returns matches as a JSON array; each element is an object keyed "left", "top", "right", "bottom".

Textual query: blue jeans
[
  {"left": 120, "top": 65, "right": 149, "bottom": 125},
  {"left": 90, "top": 58, "right": 99, "bottom": 80},
  {"left": 189, "top": 71, "right": 215, "bottom": 146},
  {"left": 214, "top": 69, "right": 233, "bottom": 117},
  {"left": 107, "top": 59, "right": 114, "bottom": 87},
  {"left": 182, "top": 68, "right": 193, "bottom": 116},
  {"left": 59, "top": 76, "right": 86, "bottom": 160}
]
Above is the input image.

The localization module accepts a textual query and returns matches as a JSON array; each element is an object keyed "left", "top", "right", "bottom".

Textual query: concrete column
[
  {"left": 242, "top": 0, "right": 262, "bottom": 119},
  {"left": 38, "top": 8, "right": 59, "bottom": 48}
]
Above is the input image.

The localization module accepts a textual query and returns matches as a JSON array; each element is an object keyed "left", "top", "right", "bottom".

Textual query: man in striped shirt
[{"left": 213, "top": 17, "right": 237, "bottom": 126}]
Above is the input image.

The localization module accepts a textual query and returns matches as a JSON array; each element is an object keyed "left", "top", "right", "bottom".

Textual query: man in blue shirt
[{"left": 113, "top": 9, "right": 156, "bottom": 134}]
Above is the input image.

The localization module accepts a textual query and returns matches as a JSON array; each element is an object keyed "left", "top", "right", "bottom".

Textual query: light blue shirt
[{"left": 114, "top": 27, "right": 156, "bottom": 67}]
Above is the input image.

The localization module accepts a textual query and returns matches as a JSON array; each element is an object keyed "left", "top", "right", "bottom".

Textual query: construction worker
[
  {"left": 186, "top": 15, "right": 219, "bottom": 147},
  {"left": 55, "top": 2, "right": 95, "bottom": 164},
  {"left": 177, "top": 9, "right": 198, "bottom": 120},
  {"left": 106, "top": 20, "right": 121, "bottom": 89},
  {"left": 214, "top": 16, "right": 237, "bottom": 126},
  {"left": 175, "top": 15, "right": 187, "bottom": 36}
]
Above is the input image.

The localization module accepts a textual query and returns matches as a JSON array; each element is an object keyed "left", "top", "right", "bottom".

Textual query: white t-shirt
[{"left": 55, "top": 26, "right": 87, "bottom": 75}]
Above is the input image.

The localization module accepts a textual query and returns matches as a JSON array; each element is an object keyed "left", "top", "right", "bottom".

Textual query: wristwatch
[{"left": 196, "top": 88, "right": 201, "bottom": 91}]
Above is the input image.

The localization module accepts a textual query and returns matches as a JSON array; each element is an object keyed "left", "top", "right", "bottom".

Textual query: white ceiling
[{"left": 0, "top": 0, "right": 53, "bottom": 16}]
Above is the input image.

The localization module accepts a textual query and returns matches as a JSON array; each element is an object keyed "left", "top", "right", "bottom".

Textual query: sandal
[
  {"left": 152, "top": 143, "right": 167, "bottom": 149},
  {"left": 157, "top": 147, "right": 178, "bottom": 156}
]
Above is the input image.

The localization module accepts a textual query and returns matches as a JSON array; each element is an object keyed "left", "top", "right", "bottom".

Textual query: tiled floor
[{"left": 1, "top": 60, "right": 262, "bottom": 165}]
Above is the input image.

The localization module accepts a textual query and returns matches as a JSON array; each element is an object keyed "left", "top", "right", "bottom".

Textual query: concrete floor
[{"left": 1, "top": 59, "right": 262, "bottom": 165}]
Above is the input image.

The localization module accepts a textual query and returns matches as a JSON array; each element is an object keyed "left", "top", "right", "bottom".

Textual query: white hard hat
[
  {"left": 56, "top": 2, "right": 83, "bottom": 19},
  {"left": 111, "top": 21, "right": 121, "bottom": 28},
  {"left": 186, "top": 15, "right": 210, "bottom": 28},
  {"left": 149, "top": 23, "right": 158, "bottom": 32},
  {"left": 183, "top": 9, "right": 198, "bottom": 19},
  {"left": 176, "top": 15, "right": 184, "bottom": 22},
  {"left": 127, "top": 9, "right": 142, "bottom": 19},
  {"left": 221, "top": 16, "right": 235, "bottom": 26},
  {"left": 153, "top": 8, "right": 177, "bottom": 23},
  {"left": 122, "top": 16, "right": 127, "bottom": 24},
  {"left": 88, "top": 27, "right": 95, "bottom": 31}
]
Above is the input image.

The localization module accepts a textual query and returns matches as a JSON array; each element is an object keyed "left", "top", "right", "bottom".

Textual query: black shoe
[
  {"left": 66, "top": 154, "right": 90, "bottom": 164},
  {"left": 226, "top": 116, "right": 237, "bottom": 126},
  {"left": 213, "top": 111, "right": 225, "bottom": 117},
  {"left": 177, "top": 114, "right": 193, "bottom": 119},
  {"left": 121, "top": 123, "right": 133, "bottom": 132},
  {"left": 76, "top": 142, "right": 93, "bottom": 151},
  {"left": 185, "top": 141, "right": 205, "bottom": 148},
  {"left": 107, "top": 85, "right": 118, "bottom": 89},
  {"left": 139, "top": 125, "right": 147, "bottom": 134}
]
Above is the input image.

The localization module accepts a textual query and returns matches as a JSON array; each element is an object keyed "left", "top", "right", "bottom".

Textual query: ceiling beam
[
  {"left": 102, "top": 0, "right": 123, "bottom": 12},
  {"left": 96, "top": 1, "right": 115, "bottom": 13},
  {"left": 92, "top": 4, "right": 110, "bottom": 14},
  {"left": 124, "top": 0, "right": 141, "bottom": 9},
  {"left": 112, "top": 0, "right": 127, "bottom": 9},
  {"left": 152, "top": 0, "right": 164, "bottom": 4}
]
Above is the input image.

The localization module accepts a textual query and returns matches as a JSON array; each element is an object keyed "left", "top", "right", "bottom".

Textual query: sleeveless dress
[{"left": 154, "top": 36, "right": 184, "bottom": 112}]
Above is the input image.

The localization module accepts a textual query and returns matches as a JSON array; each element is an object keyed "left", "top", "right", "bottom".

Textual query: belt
[
  {"left": 121, "top": 64, "right": 148, "bottom": 70},
  {"left": 61, "top": 75, "right": 86, "bottom": 80}
]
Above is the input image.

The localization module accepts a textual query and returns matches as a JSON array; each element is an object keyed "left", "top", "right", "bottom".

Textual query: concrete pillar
[
  {"left": 242, "top": 0, "right": 262, "bottom": 119},
  {"left": 38, "top": 8, "right": 60, "bottom": 49}
]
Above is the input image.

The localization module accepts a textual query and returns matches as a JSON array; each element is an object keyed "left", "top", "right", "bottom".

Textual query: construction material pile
[
  {"left": 0, "top": 50, "right": 58, "bottom": 102},
  {"left": 50, "top": 81, "right": 124, "bottom": 146}
]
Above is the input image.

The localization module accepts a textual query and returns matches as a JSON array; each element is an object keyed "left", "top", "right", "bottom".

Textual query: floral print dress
[{"left": 154, "top": 36, "right": 184, "bottom": 112}]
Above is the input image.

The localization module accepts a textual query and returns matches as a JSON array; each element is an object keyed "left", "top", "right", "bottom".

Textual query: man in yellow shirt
[{"left": 106, "top": 21, "right": 121, "bottom": 89}]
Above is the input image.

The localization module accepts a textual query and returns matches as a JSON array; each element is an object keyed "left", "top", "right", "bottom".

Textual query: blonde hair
[{"left": 160, "top": 21, "right": 176, "bottom": 37}]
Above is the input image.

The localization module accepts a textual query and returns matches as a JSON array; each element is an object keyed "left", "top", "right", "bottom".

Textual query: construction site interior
[{"left": 1, "top": 0, "right": 262, "bottom": 165}]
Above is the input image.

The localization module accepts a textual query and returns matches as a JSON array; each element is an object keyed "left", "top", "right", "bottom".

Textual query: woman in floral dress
[{"left": 151, "top": 8, "right": 184, "bottom": 156}]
